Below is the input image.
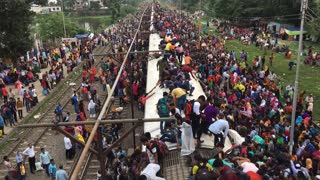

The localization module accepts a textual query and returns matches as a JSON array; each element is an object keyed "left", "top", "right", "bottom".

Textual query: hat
[{"left": 295, "top": 163, "right": 301, "bottom": 168}]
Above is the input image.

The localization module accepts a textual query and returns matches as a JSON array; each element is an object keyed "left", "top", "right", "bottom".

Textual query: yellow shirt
[
  {"left": 165, "top": 43, "right": 172, "bottom": 51},
  {"left": 171, "top": 88, "right": 186, "bottom": 98},
  {"left": 234, "top": 83, "right": 245, "bottom": 93},
  {"left": 192, "top": 162, "right": 214, "bottom": 175}
]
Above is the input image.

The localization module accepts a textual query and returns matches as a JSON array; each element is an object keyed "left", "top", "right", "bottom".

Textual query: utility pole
[
  {"left": 198, "top": 0, "right": 202, "bottom": 46},
  {"left": 289, "top": 0, "right": 308, "bottom": 155},
  {"left": 180, "top": 0, "right": 182, "bottom": 19},
  {"left": 61, "top": 0, "right": 67, "bottom": 37}
]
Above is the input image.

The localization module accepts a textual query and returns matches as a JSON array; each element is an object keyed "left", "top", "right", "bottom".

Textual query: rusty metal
[{"left": 18, "top": 118, "right": 176, "bottom": 128}]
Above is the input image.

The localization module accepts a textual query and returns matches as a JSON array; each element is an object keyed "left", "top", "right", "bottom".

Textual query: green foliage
[
  {"left": 0, "top": 0, "right": 34, "bottom": 61},
  {"left": 69, "top": 15, "right": 112, "bottom": 33},
  {"left": 207, "top": 0, "right": 302, "bottom": 24},
  {"left": 57, "top": 0, "right": 77, "bottom": 10},
  {"left": 305, "top": 0, "right": 320, "bottom": 40},
  {"left": 36, "top": 12, "right": 86, "bottom": 41},
  {"left": 90, "top": 1, "right": 101, "bottom": 10},
  {"left": 32, "top": 0, "right": 48, "bottom": 6}
]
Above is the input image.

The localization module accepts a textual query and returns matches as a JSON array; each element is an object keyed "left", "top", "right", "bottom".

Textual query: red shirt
[
  {"left": 2, "top": 87, "right": 8, "bottom": 96},
  {"left": 220, "top": 166, "right": 238, "bottom": 180},
  {"left": 82, "top": 70, "right": 87, "bottom": 77},
  {"left": 132, "top": 84, "right": 139, "bottom": 96}
]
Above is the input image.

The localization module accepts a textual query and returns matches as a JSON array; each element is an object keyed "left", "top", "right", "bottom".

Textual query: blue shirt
[
  {"left": 16, "top": 154, "right": 23, "bottom": 164},
  {"left": 40, "top": 151, "right": 51, "bottom": 165},
  {"left": 55, "top": 169, "right": 68, "bottom": 180},
  {"left": 0, "top": 115, "right": 4, "bottom": 127},
  {"left": 49, "top": 164, "right": 57, "bottom": 177}
]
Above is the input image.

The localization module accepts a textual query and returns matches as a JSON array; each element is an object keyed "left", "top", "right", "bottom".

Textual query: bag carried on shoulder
[{"left": 147, "top": 138, "right": 169, "bottom": 158}]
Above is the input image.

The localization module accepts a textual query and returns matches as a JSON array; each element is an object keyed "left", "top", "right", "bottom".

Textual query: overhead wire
[{"left": 221, "top": 13, "right": 301, "bottom": 20}]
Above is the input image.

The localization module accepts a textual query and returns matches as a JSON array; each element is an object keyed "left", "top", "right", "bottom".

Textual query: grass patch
[
  {"left": 195, "top": 17, "right": 320, "bottom": 119},
  {"left": 67, "top": 15, "right": 112, "bottom": 21}
]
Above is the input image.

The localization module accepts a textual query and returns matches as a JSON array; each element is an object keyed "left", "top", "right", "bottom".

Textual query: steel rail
[{"left": 0, "top": 46, "right": 109, "bottom": 174}]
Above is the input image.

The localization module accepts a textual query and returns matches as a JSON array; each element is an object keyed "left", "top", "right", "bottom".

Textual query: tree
[
  {"left": 90, "top": 1, "right": 101, "bottom": 10},
  {"left": 0, "top": 0, "right": 35, "bottom": 62},
  {"left": 103, "top": 0, "right": 121, "bottom": 22},
  {"left": 57, "top": 0, "right": 77, "bottom": 10},
  {"left": 32, "top": 0, "right": 48, "bottom": 6},
  {"left": 207, "top": 0, "right": 303, "bottom": 26},
  {"left": 36, "top": 12, "right": 86, "bottom": 42},
  {"left": 305, "top": 0, "right": 320, "bottom": 40}
]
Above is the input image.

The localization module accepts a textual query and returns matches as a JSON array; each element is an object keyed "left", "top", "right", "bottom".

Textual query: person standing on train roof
[
  {"left": 208, "top": 113, "right": 230, "bottom": 147},
  {"left": 171, "top": 86, "right": 187, "bottom": 112},
  {"left": 157, "top": 92, "right": 171, "bottom": 134}
]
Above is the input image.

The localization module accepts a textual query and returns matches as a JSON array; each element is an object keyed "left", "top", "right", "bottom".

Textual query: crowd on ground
[
  {"left": 134, "top": 2, "right": 320, "bottom": 180},
  {"left": 3, "top": 5, "right": 152, "bottom": 180},
  {"left": 0, "top": 32, "right": 102, "bottom": 137},
  {"left": 219, "top": 24, "right": 320, "bottom": 68}
]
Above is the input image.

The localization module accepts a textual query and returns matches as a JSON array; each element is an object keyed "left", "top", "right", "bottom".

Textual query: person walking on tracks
[
  {"left": 49, "top": 159, "right": 57, "bottom": 180},
  {"left": 55, "top": 164, "right": 69, "bottom": 180},
  {"left": 54, "top": 103, "right": 63, "bottom": 122},
  {"left": 64, "top": 136, "right": 73, "bottom": 159},
  {"left": 22, "top": 143, "right": 36, "bottom": 174},
  {"left": 39, "top": 147, "right": 52, "bottom": 177},
  {"left": 71, "top": 93, "right": 80, "bottom": 113}
]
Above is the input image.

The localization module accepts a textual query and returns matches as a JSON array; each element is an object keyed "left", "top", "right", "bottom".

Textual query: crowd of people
[
  {"left": 3, "top": 1, "right": 320, "bottom": 180},
  {"left": 0, "top": 32, "right": 103, "bottom": 136},
  {"left": 136, "top": 2, "right": 320, "bottom": 180}
]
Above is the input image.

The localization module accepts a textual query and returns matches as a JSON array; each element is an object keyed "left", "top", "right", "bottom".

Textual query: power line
[{"left": 221, "top": 13, "right": 301, "bottom": 20}]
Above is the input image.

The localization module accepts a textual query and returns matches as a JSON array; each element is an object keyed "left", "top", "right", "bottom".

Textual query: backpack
[
  {"left": 20, "top": 164, "right": 26, "bottom": 176},
  {"left": 148, "top": 138, "right": 169, "bottom": 158},
  {"left": 184, "top": 100, "right": 195, "bottom": 120},
  {"left": 196, "top": 162, "right": 217, "bottom": 179},
  {"left": 225, "top": 168, "right": 250, "bottom": 180},
  {"left": 157, "top": 98, "right": 169, "bottom": 117},
  {"left": 55, "top": 105, "right": 62, "bottom": 114},
  {"left": 183, "top": 80, "right": 190, "bottom": 91},
  {"left": 71, "top": 97, "right": 74, "bottom": 105}
]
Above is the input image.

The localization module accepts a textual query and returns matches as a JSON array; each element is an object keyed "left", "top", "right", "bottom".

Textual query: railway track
[
  {"left": 75, "top": 5, "right": 152, "bottom": 180},
  {"left": 77, "top": 97, "right": 131, "bottom": 180},
  {"left": 0, "top": 45, "right": 110, "bottom": 179}
]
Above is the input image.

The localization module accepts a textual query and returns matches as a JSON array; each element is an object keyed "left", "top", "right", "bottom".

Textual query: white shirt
[
  {"left": 189, "top": 79, "right": 194, "bottom": 88},
  {"left": 146, "top": 147, "right": 157, "bottom": 163},
  {"left": 208, "top": 119, "right": 229, "bottom": 137},
  {"left": 23, "top": 146, "right": 35, "bottom": 157},
  {"left": 175, "top": 108, "right": 181, "bottom": 115},
  {"left": 241, "top": 162, "right": 259, "bottom": 173},
  {"left": 259, "top": 71, "right": 265, "bottom": 79},
  {"left": 64, "top": 137, "right": 72, "bottom": 150},
  {"left": 141, "top": 163, "right": 165, "bottom": 180},
  {"left": 193, "top": 102, "right": 201, "bottom": 115}
]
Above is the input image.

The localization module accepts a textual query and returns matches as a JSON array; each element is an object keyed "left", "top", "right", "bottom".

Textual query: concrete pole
[
  {"left": 61, "top": 0, "right": 67, "bottom": 37},
  {"left": 97, "top": 126, "right": 107, "bottom": 179},
  {"left": 289, "top": 0, "right": 308, "bottom": 155},
  {"left": 180, "top": 0, "right": 182, "bottom": 19}
]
